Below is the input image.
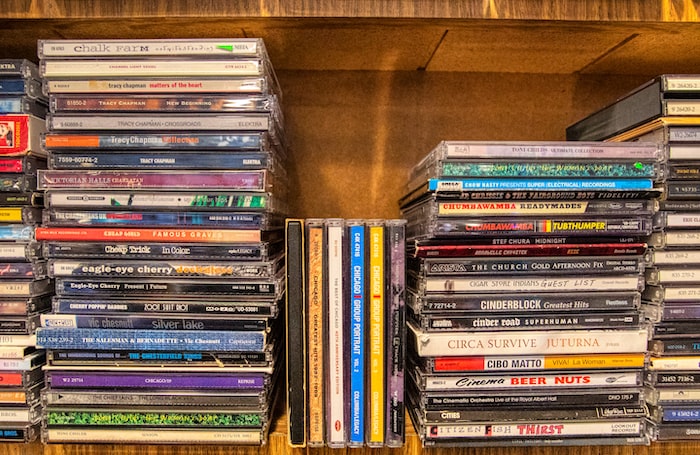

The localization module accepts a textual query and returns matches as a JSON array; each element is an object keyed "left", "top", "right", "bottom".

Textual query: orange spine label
[
  {"left": 44, "top": 135, "right": 101, "bottom": 148},
  {"left": 0, "top": 391, "right": 27, "bottom": 403}
]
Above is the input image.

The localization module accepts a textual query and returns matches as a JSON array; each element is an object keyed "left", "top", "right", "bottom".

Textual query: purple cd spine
[
  {"left": 385, "top": 220, "right": 406, "bottom": 447},
  {"left": 47, "top": 372, "right": 267, "bottom": 389}
]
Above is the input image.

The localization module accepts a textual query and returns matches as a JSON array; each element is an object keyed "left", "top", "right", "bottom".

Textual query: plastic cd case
[
  {"left": 42, "top": 131, "right": 276, "bottom": 151},
  {"left": 44, "top": 191, "right": 281, "bottom": 214},
  {"left": 0, "top": 78, "right": 44, "bottom": 100},
  {"left": 40, "top": 58, "right": 270, "bottom": 78},
  {"left": 412, "top": 386, "right": 644, "bottom": 411},
  {"left": 41, "top": 388, "right": 269, "bottom": 408},
  {"left": 44, "top": 369, "right": 271, "bottom": 389},
  {"left": 0, "top": 383, "right": 42, "bottom": 406},
  {"left": 53, "top": 273, "right": 285, "bottom": 299},
  {"left": 49, "top": 94, "right": 279, "bottom": 114},
  {"left": 404, "top": 196, "right": 655, "bottom": 218},
  {"left": 38, "top": 39, "right": 269, "bottom": 59},
  {"left": 0, "top": 296, "right": 51, "bottom": 316},
  {"left": 410, "top": 255, "right": 645, "bottom": 277},
  {"left": 405, "top": 215, "right": 653, "bottom": 240},
  {"left": 406, "top": 158, "right": 663, "bottom": 196},
  {"left": 0, "top": 114, "right": 45, "bottom": 157},
  {"left": 417, "top": 141, "right": 662, "bottom": 162},
  {"left": 0, "top": 312, "right": 43, "bottom": 334},
  {"left": 407, "top": 290, "right": 641, "bottom": 314},
  {"left": 42, "top": 427, "right": 266, "bottom": 445},
  {"left": 0, "top": 59, "right": 40, "bottom": 79},
  {"left": 38, "top": 327, "right": 269, "bottom": 352},
  {"left": 0, "top": 279, "right": 52, "bottom": 298},
  {"left": 47, "top": 150, "right": 280, "bottom": 171},
  {"left": 644, "top": 284, "right": 700, "bottom": 303},
  {"left": 47, "top": 256, "right": 283, "bottom": 279},
  {"left": 0, "top": 352, "right": 46, "bottom": 371},
  {"left": 0, "top": 155, "right": 46, "bottom": 174},
  {"left": 47, "top": 344, "right": 277, "bottom": 368},
  {"left": 44, "top": 77, "right": 276, "bottom": 96},
  {"left": 0, "top": 206, "right": 41, "bottom": 224},
  {"left": 0, "top": 96, "right": 47, "bottom": 118},
  {"left": 0, "top": 366, "right": 43, "bottom": 388},
  {"left": 43, "top": 240, "right": 280, "bottom": 261},
  {"left": 410, "top": 368, "right": 642, "bottom": 392},
  {"left": 43, "top": 407, "right": 268, "bottom": 428},
  {"left": 42, "top": 209, "right": 277, "bottom": 229},
  {"left": 0, "top": 174, "right": 38, "bottom": 192},
  {"left": 38, "top": 169, "right": 277, "bottom": 191},
  {"left": 46, "top": 112, "right": 279, "bottom": 133}
]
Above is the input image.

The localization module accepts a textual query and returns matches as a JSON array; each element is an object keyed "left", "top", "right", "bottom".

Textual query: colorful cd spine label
[
  {"left": 47, "top": 113, "right": 272, "bottom": 132},
  {"left": 43, "top": 133, "right": 269, "bottom": 150},
  {"left": 306, "top": 221, "right": 324, "bottom": 445},
  {"left": 38, "top": 170, "right": 269, "bottom": 190},
  {"left": 436, "top": 141, "right": 660, "bottom": 160},
  {"left": 45, "top": 78, "right": 269, "bottom": 95},
  {"left": 348, "top": 223, "right": 365, "bottom": 446},
  {"left": 41, "top": 59, "right": 266, "bottom": 78},
  {"left": 35, "top": 227, "right": 263, "bottom": 243},
  {"left": 423, "top": 420, "right": 643, "bottom": 439},
  {"left": 36, "top": 328, "right": 266, "bottom": 351},
  {"left": 385, "top": 220, "right": 406, "bottom": 447},
  {"left": 46, "top": 372, "right": 268, "bottom": 389},
  {"left": 38, "top": 39, "right": 264, "bottom": 58},
  {"left": 0, "top": 114, "right": 46, "bottom": 157},
  {"left": 326, "top": 221, "right": 345, "bottom": 447},
  {"left": 48, "top": 151, "right": 274, "bottom": 170},
  {"left": 44, "top": 428, "right": 263, "bottom": 444},
  {"left": 368, "top": 224, "right": 385, "bottom": 446},
  {"left": 427, "top": 353, "right": 645, "bottom": 373},
  {"left": 429, "top": 161, "right": 658, "bottom": 178},
  {"left": 427, "top": 178, "right": 654, "bottom": 192},
  {"left": 49, "top": 95, "right": 276, "bottom": 113},
  {"left": 409, "top": 323, "right": 648, "bottom": 356},
  {"left": 416, "top": 371, "right": 641, "bottom": 391}
]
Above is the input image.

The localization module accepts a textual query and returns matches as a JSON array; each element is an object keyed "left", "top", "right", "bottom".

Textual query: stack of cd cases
[
  {"left": 570, "top": 74, "right": 700, "bottom": 442},
  {"left": 284, "top": 219, "right": 406, "bottom": 448},
  {"left": 0, "top": 59, "right": 50, "bottom": 443},
  {"left": 635, "top": 117, "right": 700, "bottom": 442},
  {"left": 0, "top": 59, "right": 48, "bottom": 120},
  {"left": 400, "top": 140, "right": 663, "bottom": 447},
  {"left": 32, "top": 38, "right": 288, "bottom": 445}
]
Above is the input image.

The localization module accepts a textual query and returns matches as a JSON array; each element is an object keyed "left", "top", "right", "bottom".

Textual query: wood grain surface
[{"left": 1, "top": 0, "right": 698, "bottom": 21}]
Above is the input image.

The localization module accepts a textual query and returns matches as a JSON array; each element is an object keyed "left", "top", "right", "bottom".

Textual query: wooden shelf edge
[{"left": 2, "top": 0, "right": 699, "bottom": 23}]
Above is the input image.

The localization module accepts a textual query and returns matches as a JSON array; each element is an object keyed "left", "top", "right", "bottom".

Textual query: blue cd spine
[
  {"left": 427, "top": 178, "right": 654, "bottom": 192},
  {"left": 348, "top": 223, "right": 366, "bottom": 446},
  {"left": 36, "top": 327, "right": 266, "bottom": 351}
]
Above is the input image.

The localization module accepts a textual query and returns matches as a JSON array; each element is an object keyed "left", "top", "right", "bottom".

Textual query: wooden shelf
[
  {"left": 2, "top": 1, "right": 700, "bottom": 75},
  {"left": 3, "top": 1, "right": 700, "bottom": 453},
  {"left": 2, "top": 0, "right": 697, "bottom": 21}
]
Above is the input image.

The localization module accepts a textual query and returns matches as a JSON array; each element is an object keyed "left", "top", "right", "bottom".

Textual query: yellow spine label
[
  {"left": 369, "top": 225, "right": 384, "bottom": 444},
  {"left": 543, "top": 353, "right": 645, "bottom": 369},
  {"left": 306, "top": 226, "right": 324, "bottom": 443},
  {"left": 0, "top": 209, "right": 22, "bottom": 223}
]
